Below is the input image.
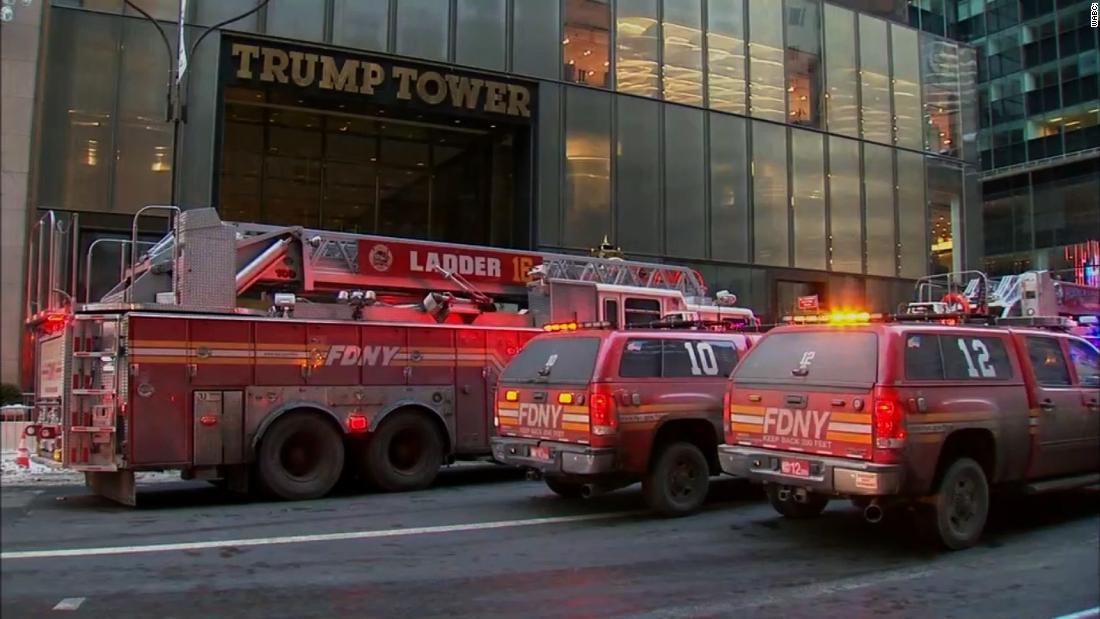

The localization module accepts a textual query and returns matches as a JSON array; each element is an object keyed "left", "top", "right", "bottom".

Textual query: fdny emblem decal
[
  {"left": 368, "top": 244, "right": 394, "bottom": 273},
  {"left": 517, "top": 403, "right": 563, "bottom": 429}
]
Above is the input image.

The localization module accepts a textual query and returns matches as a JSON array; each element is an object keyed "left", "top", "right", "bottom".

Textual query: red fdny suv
[
  {"left": 491, "top": 324, "right": 756, "bottom": 516},
  {"left": 719, "top": 314, "right": 1100, "bottom": 549}
]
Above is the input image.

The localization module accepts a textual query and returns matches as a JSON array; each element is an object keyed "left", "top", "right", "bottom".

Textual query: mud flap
[{"left": 85, "top": 471, "right": 136, "bottom": 506}]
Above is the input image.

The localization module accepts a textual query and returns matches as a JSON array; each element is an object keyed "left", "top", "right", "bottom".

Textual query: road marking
[
  {"left": 52, "top": 597, "right": 85, "bottom": 611},
  {"left": 1, "top": 511, "right": 641, "bottom": 561},
  {"left": 1053, "top": 607, "right": 1100, "bottom": 619}
]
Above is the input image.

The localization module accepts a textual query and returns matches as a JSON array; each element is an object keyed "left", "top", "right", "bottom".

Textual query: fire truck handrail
[
  {"left": 85, "top": 239, "right": 155, "bottom": 303},
  {"left": 128, "top": 205, "right": 180, "bottom": 303}
]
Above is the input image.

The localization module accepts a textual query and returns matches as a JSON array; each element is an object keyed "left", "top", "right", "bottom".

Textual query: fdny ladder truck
[{"left": 23, "top": 207, "right": 754, "bottom": 505}]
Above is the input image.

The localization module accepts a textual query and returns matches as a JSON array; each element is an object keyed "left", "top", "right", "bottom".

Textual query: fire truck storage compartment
[
  {"left": 547, "top": 280, "right": 600, "bottom": 324},
  {"left": 193, "top": 391, "right": 244, "bottom": 466}
]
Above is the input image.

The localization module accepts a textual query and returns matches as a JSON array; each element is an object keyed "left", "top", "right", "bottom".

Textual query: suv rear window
[
  {"left": 502, "top": 337, "right": 600, "bottom": 384},
  {"left": 904, "top": 333, "right": 1014, "bottom": 381},
  {"left": 620, "top": 338, "right": 741, "bottom": 378},
  {"left": 733, "top": 331, "right": 878, "bottom": 386}
]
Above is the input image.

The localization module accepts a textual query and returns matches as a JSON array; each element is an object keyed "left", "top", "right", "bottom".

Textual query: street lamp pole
[{"left": 121, "top": 0, "right": 270, "bottom": 207}]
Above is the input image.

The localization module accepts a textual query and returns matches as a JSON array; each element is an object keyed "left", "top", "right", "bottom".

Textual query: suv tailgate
[
  {"left": 496, "top": 336, "right": 599, "bottom": 444},
  {"left": 728, "top": 329, "right": 878, "bottom": 460}
]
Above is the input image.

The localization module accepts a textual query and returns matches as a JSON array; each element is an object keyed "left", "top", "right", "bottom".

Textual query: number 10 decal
[
  {"left": 957, "top": 338, "right": 996, "bottom": 378},
  {"left": 684, "top": 342, "right": 719, "bottom": 376}
]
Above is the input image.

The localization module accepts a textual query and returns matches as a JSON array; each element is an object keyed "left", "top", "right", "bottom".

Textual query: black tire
[
  {"left": 544, "top": 476, "right": 585, "bottom": 499},
  {"left": 642, "top": 441, "right": 710, "bottom": 517},
  {"left": 766, "top": 485, "right": 829, "bottom": 519},
  {"left": 922, "top": 457, "right": 989, "bottom": 550},
  {"left": 255, "top": 412, "right": 345, "bottom": 501},
  {"left": 362, "top": 411, "right": 444, "bottom": 492}
]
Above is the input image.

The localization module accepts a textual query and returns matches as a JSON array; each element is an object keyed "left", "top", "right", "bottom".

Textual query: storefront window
[
  {"left": 616, "top": 0, "right": 660, "bottom": 98},
  {"left": 709, "top": 113, "right": 749, "bottom": 263},
  {"left": 859, "top": 14, "right": 892, "bottom": 145},
  {"left": 897, "top": 150, "right": 927, "bottom": 279},
  {"left": 791, "top": 129, "right": 825, "bottom": 270},
  {"left": 664, "top": 106, "right": 706, "bottom": 258},
  {"left": 829, "top": 136, "right": 862, "bottom": 274},
  {"left": 662, "top": 0, "right": 703, "bottom": 105},
  {"left": 752, "top": 121, "right": 789, "bottom": 267},
  {"left": 926, "top": 158, "right": 963, "bottom": 275},
  {"left": 707, "top": 0, "right": 746, "bottom": 114},
  {"left": 823, "top": 4, "right": 858, "bottom": 138},
  {"left": 891, "top": 24, "right": 923, "bottom": 151},
  {"left": 564, "top": 87, "right": 612, "bottom": 249},
  {"left": 784, "top": 0, "right": 823, "bottom": 129},
  {"left": 616, "top": 96, "right": 661, "bottom": 254},
  {"left": 747, "top": 0, "right": 785, "bottom": 121},
  {"left": 863, "top": 143, "right": 896, "bottom": 277},
  {"left": 563, "top": 0, "right": 611, "bottom": 87}
]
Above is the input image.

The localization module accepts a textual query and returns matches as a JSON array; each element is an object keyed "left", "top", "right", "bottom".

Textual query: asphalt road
[{"left": 2, "top": 466, "right": 1098, "bottom": 619}]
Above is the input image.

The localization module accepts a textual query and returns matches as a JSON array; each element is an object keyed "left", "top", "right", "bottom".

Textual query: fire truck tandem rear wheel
[
  {"left": 255, "top": 411, "right": 346, "bottom": 501},
  {"left": 765, "top": 484, "right": 829, "bottom": 519},
  {"left": 361, "top": 410, "right": 444, "bottom": 492},
  {"left": 643, "top": 442, "right": 710, "bottom": 517}
]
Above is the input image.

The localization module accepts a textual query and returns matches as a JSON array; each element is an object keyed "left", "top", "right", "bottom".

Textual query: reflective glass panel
[
  {"left": 564, "top": 0, "right": 611, "bottom": 87},
  {"left": 785, "top": 0, "right": 823, "bottom": 128},
  {"left": 564, "top": 87, "right": 612, "bottom": 248},
  {"left": 664, "top": 106, "right": 706, "bottom": 257},
  {"left": 859, "top": 14, "right": 892, "bottom": 144},
  {"left": 396, "top": 0, "right": 449, "bottom": 61},
  {"left": 707, "top": 0, "right": 746, "bottom": 114},
  {"left": 824, "top": 4, "right": 858, "bottom": 137},
  {"left": 922, "top": 34, "right": 961, "bottom": 157},
  {"left": 926, "top": 158, "right": 962, "bottom": 275},
  {"left": 891, "top": 24, "right": 923, "bottom": 151},
  {"left": 265, "top": 0, "right": 325, "bottom": 41},
  {"left": 616, "top": 0, "right": 660, "bottom": 97},
  {"left": 662, "top": 0, "right": 703, "bottom": 105},
  {"left": 752, "top": 122, "right": 789, "bottom": 266},
  {"left": 747, "top": 0, "right": 785, "bottom": 121},
  {"left": 791, "top": 129, "right": 825, "bottom": 270},
  {"left": 616, "top": 96, "right": 661, "bottom": 254},
  {"left": 710, "top": 112, "right": 749, "bottom": 262},
  {"left": 829, "top": 136, "right": 862, "bottom": 273},
  {"left": 897, "top": 150, "right": 926, "bottom": 279},
  {"left": 863, "top": 143, "right": 896, "bottom": 277},
  {"left": 333, "top": 0, "right": 388, "bottom": 51},
  {"left": 514, "top": 0, "right": 561, "bottom": 79},
  {"left": 456, "top": 0, "right": 507, "bottom": 70}
]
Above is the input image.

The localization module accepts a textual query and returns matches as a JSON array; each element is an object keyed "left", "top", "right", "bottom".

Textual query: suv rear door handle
[{"left": 1039, "top": 398, "right": 1056, "bottom": 411}]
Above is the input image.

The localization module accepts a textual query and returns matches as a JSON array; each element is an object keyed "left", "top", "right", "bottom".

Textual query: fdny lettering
[
  {"left": 324, "top": 345, "right": 401, "bottom": 367},
  {"left": 762, "top": 407, "right": 830, "bottom": 439},
  {"left": 410, "top": 251, "right": 502, "bottom": 278},
  {"left": 517, "top": 403, "right": 563, "bottom": 429}
]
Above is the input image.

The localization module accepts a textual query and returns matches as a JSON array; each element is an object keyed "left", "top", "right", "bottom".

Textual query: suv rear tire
[
  {"left": 765, "top": 485, "right": 829, "bottom": 519},
  {"left": 362, "top": 411, "right": 444, "bottom": 492},
  {"left": 544, "top": 476, "right": 585, "bottom": 498},
  {"left": 922, "top": 457, "right": 989, "bottom": 550},
  {"left": 643, "top": 441, "right": 710, "bottom": 517},
  {"left": 255, "top": 412, "right": 345, "bottom": 501}
]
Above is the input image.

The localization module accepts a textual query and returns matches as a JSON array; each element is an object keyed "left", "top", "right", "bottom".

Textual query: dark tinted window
[
  {"left": 624, "top": 298, "right": 661, "bottom": 326},
  {"left": 1026, "top": 336, "right": 1071, "bottom": 386},
  {"left": 620, "top": 339, "right": 663, "bottom": 378},
  {"left": 904, "top": 333, "right": 943, "bottom": 380},
  {"left": 620, "top": 338, "right": 741, "bottom": 378},
  {"left": 502, "top": 337, "right": 600, "bottom": 384},
  {"left": 604, "top": 299, "right": 619, "bottom": 329},
  {"left": 1068, "top": 339, "right": 1100, "bottom": 388},
  {"left": 733, "top": 331, "right": 878, "bottom": 385},
  {"left": 940, "top": 335, "right": 1013, "bottom": 380}
]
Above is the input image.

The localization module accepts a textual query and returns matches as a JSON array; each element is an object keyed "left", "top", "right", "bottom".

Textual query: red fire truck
[{"left": 23, "top": 207, "right": 755, "bottom": 505}]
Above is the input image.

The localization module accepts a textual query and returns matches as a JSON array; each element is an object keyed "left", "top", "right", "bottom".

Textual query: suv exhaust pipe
[
  {"left": 581, "top": 483, "right": 598, "bottom": 499},
  {"left": 863, "top": 502, "right": 884, "bottom": 524}
]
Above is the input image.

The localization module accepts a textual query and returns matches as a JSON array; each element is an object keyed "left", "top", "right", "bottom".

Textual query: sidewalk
[{"left": 0, "top": 451, "right": 180, "bottom": 487}]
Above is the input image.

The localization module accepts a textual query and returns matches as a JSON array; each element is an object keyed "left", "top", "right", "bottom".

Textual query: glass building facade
[
  {"left": 908, "top": 0, "right": 1099, "bottom": 284},
  {"left": 26, "top": 0, "right": 980, "bottom": 319}
]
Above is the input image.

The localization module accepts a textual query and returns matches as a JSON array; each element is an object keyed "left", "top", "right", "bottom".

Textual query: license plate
[
  {"left": 529, "top": 446, "right": 550, "bottom": 460},
  {"left": 780, "top": 458, "right": 811, "bottom": 477}
]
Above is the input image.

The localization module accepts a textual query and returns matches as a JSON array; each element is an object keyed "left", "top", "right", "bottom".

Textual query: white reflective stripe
[
  {"left": 731, "top": 414, "right": 765, "bottom": 424},
  {"left": 194, "top": 349, "right": 252, "bottom": 358},
  {"left": 129, "top": 347, "right": 186, "bottom": 356},
  {"left": 562, "top": 413, "right": 589, "bottom": 423},
  {"left": 497, "top": 409, "right": 519, "bottom": 418},
  {"left": 828, "top": 422, "right": 872, "bottom": 434},
  {"left": 255, "top": 350, "right": 308, "bottom": 359}
]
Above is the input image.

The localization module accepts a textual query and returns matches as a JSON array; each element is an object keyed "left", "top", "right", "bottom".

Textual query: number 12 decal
[
  {"left": 684, "top": 342, "right": 719, "bottom": 376},
  {"left": 957, "top": 338, "right": 996, "bottom": 378}
]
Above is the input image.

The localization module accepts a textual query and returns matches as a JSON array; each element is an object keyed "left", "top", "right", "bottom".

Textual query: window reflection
[
  {"left": 564, "top": 0, "right": 611, "bottom": 87},
  {"left": 791, "top": 129, "right": 825, "bottom": 270},
  {"left": 897, "top": 150, "right": 927, "bottom": 279},
  {"left": 784, "top": 0, "right": 823, "bottom": 128},
  {"left": 864, "top": 143, "right": 896, "bottom": 277},
  {"left": 752, "top": 121, "right": 789, "bottom": 266},
  {"left": 707, "top": 0, "right": 747, "bottom": 114},
  {"left": 616, "top": 0, "right": 660, "bottom": 97},
  {"left": 747, "top": 0, "right": 786, "bottom": 121},
  {"left": 859, "top": 15, "right": 892, "bottom": 144},
  {"left": 922, "top": 35, "right": 961, "bottom": 157},
  {"left": 823, "top": 4, "right": 858, "bottom": 137},
  {"left": 662, "top": 0, "right": 703, "bottom": 105},
  {"left": 891, "top": 24, "right": 923, "bottom": 151},
  {"left": 829, "top": 136, "right": 863, "bottom": 273},
  {"left": 926, "top": 158, "right": 962, "bottom": 275},
  {"left": 710, "top": 112, "right": 749, "bottom": 262},
  {"left": 564, "top": 87, "right": 612, "bottom": 248}
]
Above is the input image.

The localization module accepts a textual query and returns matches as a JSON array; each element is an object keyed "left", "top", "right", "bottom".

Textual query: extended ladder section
[
  {"left": 101, "top": 207, "right": 710, "bottom": 308},
  {"left": 908, "top": 270, "right": 1099, "bottom": 319}
]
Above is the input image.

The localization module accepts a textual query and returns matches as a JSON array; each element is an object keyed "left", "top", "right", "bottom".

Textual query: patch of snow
[{"left": 0, "top": 450, "right": 182, "bottom": 487}]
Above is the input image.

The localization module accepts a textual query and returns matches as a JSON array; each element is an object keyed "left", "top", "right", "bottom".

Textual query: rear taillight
[
  {"left": 589, "top": 388, "right": 616, "bottom": 436},
  {"left": 722, "top": 390, "right": 732, "bottom": 436},
  {"left": 872, "top": 389, "right": 906, "bottom": 462}
]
